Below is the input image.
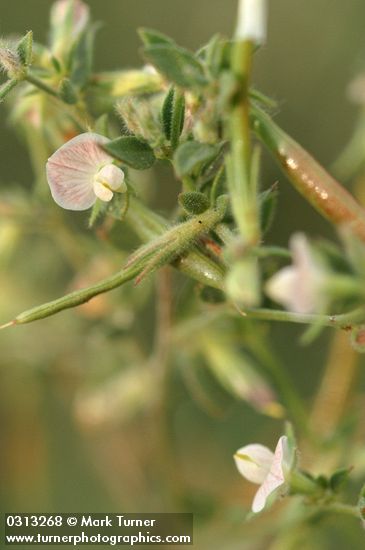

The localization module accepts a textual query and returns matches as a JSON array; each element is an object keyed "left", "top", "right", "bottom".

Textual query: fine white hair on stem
[{"left": 235, "top": 0, "right": 267, "bottom": 45}]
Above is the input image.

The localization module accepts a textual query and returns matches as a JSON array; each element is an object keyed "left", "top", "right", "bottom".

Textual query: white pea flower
[
  {"left": 236, "top": 0, "right": 267, "bottom": 45},
  {"left": 46, "top": 133, "right": 126, "bottom": 211},
  {"left": 265, "top": 233, "right": 326, "bottom": 314},
  {"left": 234, "top": 435, "right": 293, "bottom": 513}
]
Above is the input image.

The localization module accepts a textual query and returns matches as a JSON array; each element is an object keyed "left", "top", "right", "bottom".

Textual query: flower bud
[
  {"left": 50, "top": 0, "right": 90, "bottom": 58},
  {"left": 0, "top": 48, "right": 25, "bottom": 80},
  {"left": 116, "top": 95, "right": 164, "bottom": 148}
]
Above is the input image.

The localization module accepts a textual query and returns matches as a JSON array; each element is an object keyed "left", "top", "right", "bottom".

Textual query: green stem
[
  {"left": 152, "top": 268, "right": 185, "bottom": 502},
  {"left": 321, "top": 503, "right": 360, "bottom": 518},
  {"left": 126, "top": 198, "right": 225, "bottom": 289},
  {"left": 170, "top": 88, "right": 185, "bottom": 151},
  {"left": 26, "top": 72, "right": 89, "bottom": 130},
  {"left": 214, "top": 223, "right": 236, "bottom": 245},
  {"left": 252, "top": 245, "right": 291, "bottom": 259},
  {"left": 26, "top": 73, "right": 59, "bottom": 98},
  {"left": 1, "top": 199, "right": 226, "bottom": 328},
  {"left": 245, "top": 306, "right": 365, "bottom": 328},
  {"left": 325, "top": 275, "right": 365, "bottom": 298},
  {"left": 226, "top": 40, "right": 260, "bottom": 245},
  {"left": 231, "top": 40, "right": 253, "bottom": 168},
  {"left": 248, "top": 337, "right": 308, "bottom": 433},
  {"left": 289, "top": 470, "right": 319, "bottom": 495},
  {"left": 6, "top": 264, "right": 140, "bottom": 327},
  {"left": 0, "top": 78, "right": 19, "bottom": 100}
]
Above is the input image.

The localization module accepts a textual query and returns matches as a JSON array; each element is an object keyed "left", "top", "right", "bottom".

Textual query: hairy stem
[
  {"left": 245, "top": 306, "right": 365, "bottom": 328},
  {"left": 226, "top": 40, "right": 260, "bottom": 245}
]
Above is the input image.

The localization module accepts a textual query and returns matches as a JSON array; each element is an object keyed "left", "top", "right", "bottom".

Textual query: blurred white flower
[
  {"left": 265, "top": 233, "right": 326, "bottom": 314},
  {"left": 234, "top": 435, "right": 292, "bottom": 513},
  {"left": 46, "top": 133, "right": 126, "bottom": 210}
]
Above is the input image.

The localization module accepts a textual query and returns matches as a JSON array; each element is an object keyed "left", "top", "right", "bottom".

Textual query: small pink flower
[
  {"left": 234, "top": 436, "right": 292, "bottom": 513},
  {"left": 265, "top": 233, "right": 326, "bottom": 314},
  {"left": 46, "top": 133, "right": 126, "bottom": 210}
]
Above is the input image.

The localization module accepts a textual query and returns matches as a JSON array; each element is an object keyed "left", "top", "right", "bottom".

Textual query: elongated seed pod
[
  {"left": 2, "top": 265, "right": 140, "bottom": 327},
  {"left": 1, "top": 201, "right": 225, "bottom": 328},
  {"left": 252, "top": 107, "right": 365, "bottom": 242}
]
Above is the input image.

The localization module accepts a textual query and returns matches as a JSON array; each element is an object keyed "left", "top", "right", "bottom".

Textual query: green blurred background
[{"left": 1, "top": 1, "right": 365, "bottom": 548}]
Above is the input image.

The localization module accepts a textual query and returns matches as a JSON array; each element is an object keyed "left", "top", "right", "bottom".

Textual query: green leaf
[
  {"left": 138, "top": 27, "right": 174, "bottom": 46},
  {"left": 94, "top": 113, "right": 109, "bottom": 136},
  {"left": 69, "top": 23, "right": 100, "bottom": 88},
  {"left": 50, "top": 55, "right": 62, "bottom": 73},
  {"left": 143, "top": 44, "right": 208, "bottom": 89},
  {"left": 179, "top": 192, "right": 210, "bottom": 215},
  {"left": 58, "top": 77, "right": 78, "bottom": 104},
  {"left": 200, "top": 336, "right": 280, "bottom": 416},
  {"left": 161, "top": 86, "right": 175, "bottom": 140},
  {"left": 17, "top": 31, "right": 33, "bottom": 66},
  {"left": 197, "top": 35, "right": 232, "bottom": 78},
  {"left": 315, "top": 475, "right": 329, "bottom": 490},
  {"left": 179, "top": 358, "right": 230, "bottom": 417},
  {"left": 260, "top": 183, "right": 278, "bottom": 235},
  {"left": 161, "top": 87, "right": 185, "bottom": 149},
  {"left": 88, "top": 199, "right": 107, "bottom": 228},
  {"left": 0, "top": 79, "right": 19, "bottom": 102},
  {"left": 174, "top": 141, "right": 220, "bottom": 177},
  {"left": 104, "top": 137, "right": 156, "bottom": 170},
  {"left": 329, "top": 468, "right": 351, "bottom": 493},
  {"left": 107, "top": 192, "right": 130, "bottom": 221}
]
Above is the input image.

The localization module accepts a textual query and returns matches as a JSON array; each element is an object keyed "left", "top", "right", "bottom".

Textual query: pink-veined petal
[
  {"left": 251, "top": 436, "right": 288, "bottom": 513},
  {"left": 46, "top": 133, "right": 112, "bottom": 210},
  {"left": 234, "top": 444, "right": 274, "bottom": 484}
]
